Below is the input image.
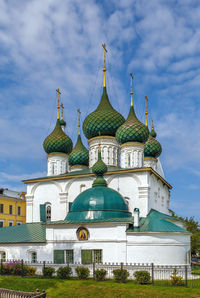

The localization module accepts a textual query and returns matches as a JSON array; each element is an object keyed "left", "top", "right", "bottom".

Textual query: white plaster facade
[{"left": 0, "top": 223, "right": 190, "bottom": 265}]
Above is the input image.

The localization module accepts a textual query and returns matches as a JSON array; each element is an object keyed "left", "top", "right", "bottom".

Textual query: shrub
[
  {"left": 170, "top": 268, "right": 184, "bottom": 286},
  {"left": 95, "top": 269, "right": 107, "bottom": 281},
  {"left": 57, "top": 266, "right": 72, "bottom": 279},
  {"left": 134, "top": 270, "right": 151, "bottom": 284},
  {"left": 75, "top": 267, "right": 90, "bottom": 280},
  {"left": 112, "top": 269, "right": 129, "bottom": 283},
  {"left": 26, "top": 266, "right": 36, "bottom": 276},
  {"left": 42, "top": 266, "right": 55, "bottom": 278}
]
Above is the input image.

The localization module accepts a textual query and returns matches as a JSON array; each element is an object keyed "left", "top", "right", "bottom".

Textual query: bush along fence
[{"left": 0, "top": 259, "right": 200, "bottom": 288}]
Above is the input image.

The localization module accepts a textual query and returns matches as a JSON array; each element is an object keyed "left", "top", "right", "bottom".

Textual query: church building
[{"left": 0, "top": 46, "right": 190, "bottom": 265}]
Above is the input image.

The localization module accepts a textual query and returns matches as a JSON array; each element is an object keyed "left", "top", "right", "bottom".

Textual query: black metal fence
[{"left": 1, "top": 259, "right": 200, "bottom": 288}]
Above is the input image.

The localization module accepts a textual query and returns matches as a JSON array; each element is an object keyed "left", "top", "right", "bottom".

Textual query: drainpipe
[{"left": 134, "top": 208, "right": 140, "bottom": 228}]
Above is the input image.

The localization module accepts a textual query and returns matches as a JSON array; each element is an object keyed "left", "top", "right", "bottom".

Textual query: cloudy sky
[{"left": 0, "top": 0, "right": 200, "bottom": 221}]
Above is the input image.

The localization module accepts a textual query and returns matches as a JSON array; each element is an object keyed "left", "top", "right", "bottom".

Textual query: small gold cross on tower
[
  {"left": 130, "top": 72, "right": 133, "bottom": 107},
  {"left": 102, "top": 43, "right": 107, "bottom": 87},
  {"left": 60, "top": 103, "right": 64, "bottom": 120},
  {"left": 56, "top": 88, "right": 61, "bottom": 119},
  {"left": 77, "top": 108, "right": 81, "bottom": 135},
  {"left": 145, "top": 96, "right": 148, "bottom": 127}
]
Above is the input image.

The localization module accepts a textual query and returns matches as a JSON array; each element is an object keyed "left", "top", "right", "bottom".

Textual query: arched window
[
  {"left": 46, "top": 205, "right": 51, "bottom": 221},
  {"left": 127, "top": 153, "right": 131, "bottom": 167},
  {"left": 31, "top": 251, "right": 37, "bottom": 263},
  {"left": 80, "top": 184, "right": 86, "bottom": 193},
  {"left": 0, "top": 251, "right": 6, "bottom": 262}
]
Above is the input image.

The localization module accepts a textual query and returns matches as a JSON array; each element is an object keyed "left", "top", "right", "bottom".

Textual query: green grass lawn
[{"left": 0, "top": 276, "right": 200, "bottom": 298}]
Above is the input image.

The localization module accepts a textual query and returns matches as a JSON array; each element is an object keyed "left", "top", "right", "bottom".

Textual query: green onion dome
[
  {"left": 69, "top": 134, "right": 89, "bottom": 167},
  {"left": 116, "top": 105, "right": 149, "bottom": 144},
  {"left": 66, "top": 149, "right": 131, "bottom": 222},
  {"left": 43, "top": 119, "right": 73, "bottom": 154},
  {"left": 83, "top": 87, "right": 125, "bottom": 139},
  {"left": 144, "top": 127, "right": 162, "bottom": 158}
]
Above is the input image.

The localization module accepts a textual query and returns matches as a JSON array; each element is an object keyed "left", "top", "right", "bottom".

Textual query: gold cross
[
  {"left": 56, "top": 88, "right": 61, "bottom": 119},
  {"left": 61, "top": 103, "right": 64, "bottom": 119}
]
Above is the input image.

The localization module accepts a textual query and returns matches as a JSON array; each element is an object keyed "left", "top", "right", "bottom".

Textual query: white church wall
[
  {"left": 127, "top": 233, "right": 191, "bottom": 265},
  {"left": 148, "top": 174, "right": 170, "bottom": 215}
]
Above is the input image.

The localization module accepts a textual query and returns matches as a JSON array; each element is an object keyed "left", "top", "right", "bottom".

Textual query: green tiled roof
[
  {"left": 43, "top": 119, "right": 73, "bottom": 154},
  {"left": 144, "top": 128, "right": 162, "bottom": 158},
  {"left": 83, "top": 87, "right": 125, "bottom": 139},
  {"left": 0, "top": 223, "right": 46, "bottom": 243},
  {"left": 116, "top": 106, "right": 149, "bottom": 144},
  {"left": 69, "top": 134, "right": 89, "bottom": 167},
  {"left": 46, "top": 217, "right": 134, "bottom": 224},
  {"left": 127, "top": 209, "right": 189, "bottom": 233}
]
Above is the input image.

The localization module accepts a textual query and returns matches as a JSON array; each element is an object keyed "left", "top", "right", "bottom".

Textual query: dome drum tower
[
  {"left": 116, "top": 73, "right": 149, "bottom": 169},
  {"left": 43, "top": 89, "right": 73, "bottom": 176},
  {"left": 83, "top": 44, "right": 124, "bottom": 168},
  {"left": 88, "top": 136, "right": 119, "bottom": 168}
]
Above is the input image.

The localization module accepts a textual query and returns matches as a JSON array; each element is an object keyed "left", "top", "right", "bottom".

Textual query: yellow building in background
[{"left": 0, "top": 189, "right": 26, "bottom": 227}]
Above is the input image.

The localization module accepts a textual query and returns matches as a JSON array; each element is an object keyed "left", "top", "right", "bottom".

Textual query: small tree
[{"left": 170, "top": 268, "right": 184, "bottom": 286}]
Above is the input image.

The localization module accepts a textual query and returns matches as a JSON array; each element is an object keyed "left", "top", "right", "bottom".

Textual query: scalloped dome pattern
[
  {"left": 116, "top": 106, "right": 149, "bottom": 144},
  {"left": 83, "top": 87, "right": 125, "bottom": 139},
  {"left": 69, "top": 135, "right": 89, "bottom": 167},
  {"left": 43, "top": 119, "right": 73, "bottom": 154},
  {"left": 144, "top": 133, "right": 162, "bottom": 158}
]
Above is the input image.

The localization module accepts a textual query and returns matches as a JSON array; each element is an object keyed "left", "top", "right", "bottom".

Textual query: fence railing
[
  {"left": 1, "top": 259, "right": 200, "bottom": 288},
  {"left": 0, "top": 288, "right": 46, "bottom": 298}
]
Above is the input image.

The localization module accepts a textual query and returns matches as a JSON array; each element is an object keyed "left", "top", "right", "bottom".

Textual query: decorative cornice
[
  {"left": 120, "top": 142, "right": 144, "bottom": 148},
  {"left": 144, "top": 157, "right": 157, "bottom": 161},
  {"left": 88, "top": 135, "right": 116, "bottom": 143},
  {"left": 70, "top": 165, "right": 88, "bottom": 169},
  {"left": 23, "top": 167, "right": 172, "bottom": 189},
  {"left": 47, "top": 153, "right": 69, "bottom": 158}
]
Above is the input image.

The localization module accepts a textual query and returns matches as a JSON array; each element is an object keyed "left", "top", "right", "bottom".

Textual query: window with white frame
[
  {"left": 0, "top": 221, "right": 4, "bottom": 228},
  {"left": 8, "top": 221, "right": 13, "bottom": 227}
]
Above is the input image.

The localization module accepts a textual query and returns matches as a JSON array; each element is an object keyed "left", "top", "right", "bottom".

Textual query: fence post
[
  {"left": 120, "top": 262, "right": 123, "bottom": 282},
  {"left": 151, "top": 263, "right": 154, "bottom": 285},
  {"left": 21, "top": 259, "right": 24, "bottom": 277},
  {"left": 43, "top": 261, "right": 46, "bottom": 276},
  {"left": 93, "top": 262, "right": 95, "bottom": 280},
  {"left": 0, "top": 258, "right": 2, "bottom": 275},
  {"left": 185, "top": 265, "right": 188, "bottom": 287}
]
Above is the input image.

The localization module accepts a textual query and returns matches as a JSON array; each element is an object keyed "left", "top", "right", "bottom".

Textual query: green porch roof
[
  {"left": 127, "top": 209, "right": 189, "bottom": 233},
  {"left": 0, "top": 223, "right": 46, "bottom": 243}
]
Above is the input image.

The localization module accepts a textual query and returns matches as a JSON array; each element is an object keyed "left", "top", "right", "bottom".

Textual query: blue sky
[{"left": 0, "top": 0, "right": 200, "bottom": 221}]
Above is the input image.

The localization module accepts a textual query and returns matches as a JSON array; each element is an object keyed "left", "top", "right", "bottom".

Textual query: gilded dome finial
[
  {"left": 102, "top": 43, "right": 107, "bottom": 87},
  {"left": 145, "top": 96, "right": 148, "bottom": 127},
  {"left": 77, "top": 108, "right": 81, "bottom": 135},
  {"left": 152, "top": 120, "right": 154, "bottom": 130},
  {"left": 130, "top": 72, "right": 133, "bottom": 107},
  {"left": 56, "top": 88, "right": 61, "bottom": 119}
]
